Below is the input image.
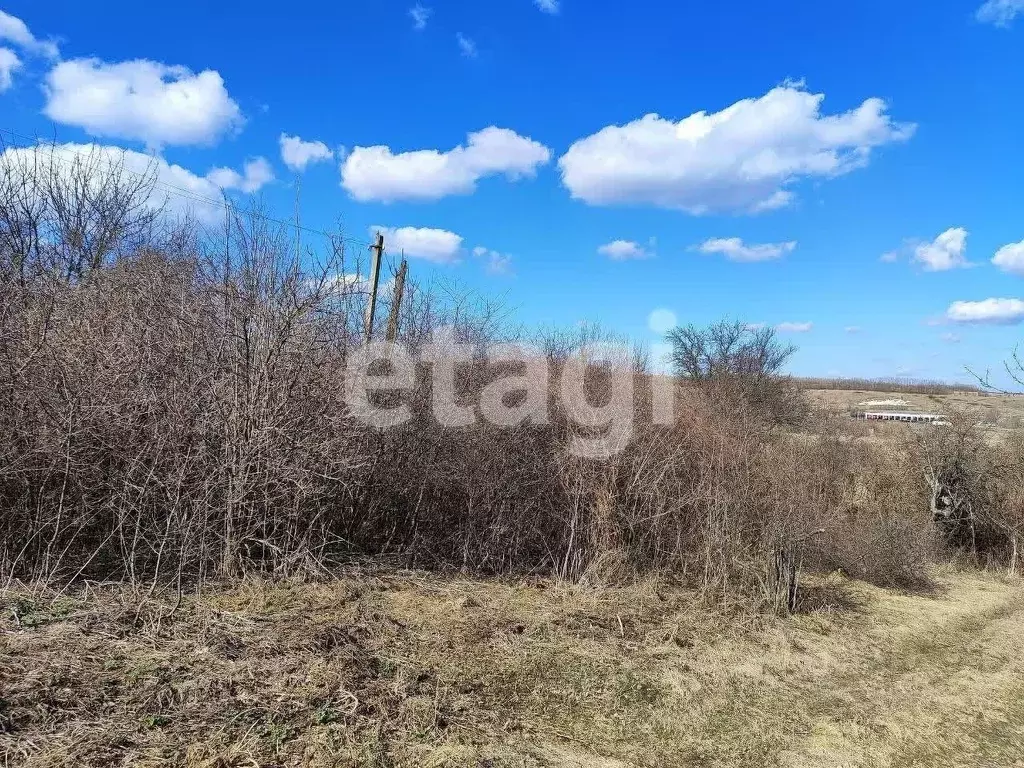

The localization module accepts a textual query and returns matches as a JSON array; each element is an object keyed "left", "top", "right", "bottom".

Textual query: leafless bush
[
  {"left": 805, "top": 439, "right": 939, "bottom": 589},
  {"left": 666, "top": 319, "right": 807, "bottom": 427},
  {"left": 0, "top": 145, "right": 370, "bottom": 584},
  {"left": 990, "top": 433, "right": 1024, "bottom": 575},
  {"left": 0, "top": 144, "right": 958, "bottom": 604},
  {"left": 913, "top": 410, "right": 1024, "bottom": 573}
]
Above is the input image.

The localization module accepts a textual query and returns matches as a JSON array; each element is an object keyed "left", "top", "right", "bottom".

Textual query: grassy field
[
  {"left": 806, "top": 388, "right": 1024, "bottom": 435},
  {"left": 3, "top": 568, "right": 1022, "bottom": 768}
]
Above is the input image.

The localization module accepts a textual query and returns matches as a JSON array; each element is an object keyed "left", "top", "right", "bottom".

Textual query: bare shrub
[
  {"left": 918, "top": 412, "right": 995, "bottom": 556},
  {"left": 912, "top": 410, "right": 1024, "bottom": 573},
  {"left": 547, "top": 385, "right": 906, "bottom": 607},
  {"left": 808, "top": 441, "right": 939, "bottom": 589},
  {"left": 0, "top": 145, "right": 955, "bottom": 605},
  {"left": 991, "top": 433, "right": 1024, "bottom": 575},
  {"left": 666, "top": 319, "right": 807, "bottom": 426},
  {"left": 0, "top": 166, "right": 368, "bottom": 583}
]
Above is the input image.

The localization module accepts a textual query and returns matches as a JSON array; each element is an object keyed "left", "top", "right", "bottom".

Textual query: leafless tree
[
  {"left": 666, "top": 319, "right": 807, "bottom": 426},
  {"left": 0, "top": 141, "right": 160, "bottom": 284}
]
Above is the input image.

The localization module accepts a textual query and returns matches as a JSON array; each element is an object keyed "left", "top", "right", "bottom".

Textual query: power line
[{"left": 0, "top": 127, "right": 375, "bottom": 251}]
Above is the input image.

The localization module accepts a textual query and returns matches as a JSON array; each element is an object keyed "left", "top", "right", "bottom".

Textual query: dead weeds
[{"left": 1, "top": 569, "right": 1021, "bottom": 768}]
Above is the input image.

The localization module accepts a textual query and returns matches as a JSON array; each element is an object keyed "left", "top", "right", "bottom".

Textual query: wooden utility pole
[
  {"left": 385, "top": 256, "right": 408, "bottom": 342},
  {"left": 364, "top": 232, "right": 384, "bottom": 342}
]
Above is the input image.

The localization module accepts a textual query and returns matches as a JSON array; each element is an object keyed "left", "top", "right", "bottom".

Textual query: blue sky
[{"left": 2, "top": 0, "right": 1024, "bottom": 385}]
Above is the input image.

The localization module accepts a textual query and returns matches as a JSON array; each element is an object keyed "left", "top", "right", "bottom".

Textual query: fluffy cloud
[
  {"left": 43, "top": 59, "right": 243, "bottom": 148},
  {"left": 410, "top": 4, "right": 431, "bottom": 30},
  {"left": 992, "top": 239, "right": 1024, "bottom": 276},
  {"left": 976, "top": 0, "right": 1024, "bottom": 26},
  {"left": 535, "top": 0, "right": 560, "bottom": 13},
  {"left": 946, "top": 298, "right": 1024, "bottom": 325},
  {"left": 0, "top": 8, "right": 53, "bottom": 90},
  {"left": 457, "top": 33, "right": 478, "bottom": 58},
  {"left": 597, "top": 240, "right": 651, "bottom": 260},
  {"left": 844, "top": 326, "right": 861, "bottom": 334},
  {"left": 0, "top": 47, "right": 19, "bottom": 91},
  {"left": 279, "top": 134, "right": 333, "bottom": 172},
  {"left": 207, "top": 157, "right": 275, "bottom": 193},
  {"left": 342, "top": 127, "right": 551, "bottom": 202},
  {"left": 912, "top": 228, "right": 970, "bottom": 271},
  {"left": 472, "top": 246, "right": 513, "bottom": 275},
  {"left": 0, "top": 10, "right": 58, "bottom": 58},
  {"left": 0, "top": 142, "right": 228, "bottom": 223},
  {"left": 371, "top": 226, "right": 463, "bottom": 263},
  {"left": 648, "top": 308, "right": 678, "bottom": 335},
  {"left": 558, "top": 83, "right": 914, "bottom": 214},
  {"left": 776, "top": 322, "right": 813, "bottom": 333},
  {"left": 696, "top": 237, "right": 796, "bottom": 262}
]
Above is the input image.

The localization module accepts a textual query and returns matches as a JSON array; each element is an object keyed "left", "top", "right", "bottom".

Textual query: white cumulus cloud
[
  {"left": 912, "top": 227, "right": 970, "bottom": 271},
  {"left": 695, "top": 237, "right": 796, "bottom": 262},
  {"left": 279, "top": 134, "right": 333, "bottom": 172},
  {"left": 342, "top": 126, "right": 551, "bottom": 203},
  {"left": 43, "top": 58, "right": 243, "bottom": 148},
  {"left": 372, "top": 226, "right": 463, "bottom": 264},
  {"left": 558, "top": 82, "right": 914, "bottom": 214},
  {"left": 946, "top": 298, "right": 1024, "bottom": 325},
  {"left": 992, "top": 239, "right": 1024, "bottom": 276},
  {"left": 776, "top": 322, "right": 813, "bottom": 333},
  {"left": 976, "top": 0, "right": 1024, "bottom": 26},
  {"left": 535, "top": 0, "right": 560, "bottom": 13},
  {"left": 597, "top": 240, "right": 651, "bottom": 260},
  {"left": 0, "top": 47, "right": 19, "bottom": 91},
  {"left": 0, "top": 10, "right": 58, "bottom": 58},
  {"left": 206, "top": 157, "right": 275, "bottom": 194}
]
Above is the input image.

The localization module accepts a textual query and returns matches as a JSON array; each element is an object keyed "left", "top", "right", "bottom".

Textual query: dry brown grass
[
  {"left": 806, "top": 388, "right": 1024, "bottom": 436},
  {"left": 2, "top": 568, "right": 1022, "bottom": 768}
]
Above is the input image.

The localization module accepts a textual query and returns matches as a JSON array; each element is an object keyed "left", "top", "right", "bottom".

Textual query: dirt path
[
  {"left": 777, "top": 576, "right": 1024, "bottom": 768},
  {"left": 654, "top": 573, "right": 1024, "bottom": 768}
]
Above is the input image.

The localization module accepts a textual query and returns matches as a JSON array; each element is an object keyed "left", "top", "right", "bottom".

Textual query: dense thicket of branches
[
  {"left": 918, "top": 413, "right": 1024, "bottom": 574},
  {"left": 1, "top": 143, "right": 1019, "bottom": 602},
  {"left": 0, "top": 145, "right": 376, "bottom": 585}
]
